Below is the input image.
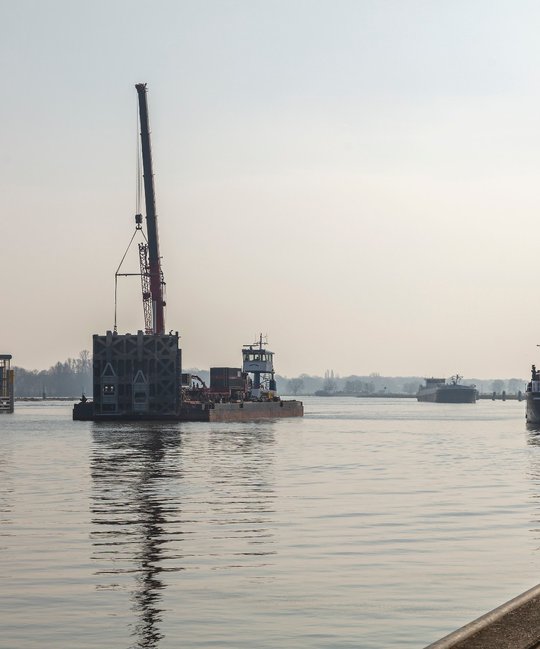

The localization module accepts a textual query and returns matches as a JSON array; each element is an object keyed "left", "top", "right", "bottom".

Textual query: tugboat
[
  {"left": 73, "top": 84, "right": 303, "bottom": 423},
  {"left": 179, "top": 335, "right": 303, "bottom": 422},
  {"left": 417, "top": 375, "right": 477, "bottom": 403},
  {"left": 526, "top": 365, "right": 540, "bottom": 424}
]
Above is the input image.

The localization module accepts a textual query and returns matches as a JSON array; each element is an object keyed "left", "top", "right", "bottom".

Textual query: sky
[{"left": 2, "top": 0, "right": 540, "bottom": 378}]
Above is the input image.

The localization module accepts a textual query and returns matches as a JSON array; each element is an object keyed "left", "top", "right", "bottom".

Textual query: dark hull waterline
[
  {"left": 417, "top": 386, "right": 477, "bottom": 403},
  {"left": 73, "top": 399, "right": 304, "bottom": 422}
]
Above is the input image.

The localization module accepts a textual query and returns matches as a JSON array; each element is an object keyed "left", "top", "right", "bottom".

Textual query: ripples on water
[{"left": 1, "top": 398, "right": 540, "bottom": 648}]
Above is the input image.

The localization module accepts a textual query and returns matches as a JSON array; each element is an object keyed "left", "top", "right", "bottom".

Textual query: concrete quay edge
[{"left": 425, "top": 584, "right": 540, "bottom": 649}]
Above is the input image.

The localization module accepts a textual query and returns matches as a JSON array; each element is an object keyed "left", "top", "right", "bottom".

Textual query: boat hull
[
  {"left": 73, "top": 399, "right": 304, "bottom": 422},
  {"left": 417, "top": 386, "right": 477, "bottom": 403},
  {"left": 526, "top": 392, "right": 540, "bottom": 424},
  {"left": 180, "top": 400, "right": 303, "bottom": 421}
]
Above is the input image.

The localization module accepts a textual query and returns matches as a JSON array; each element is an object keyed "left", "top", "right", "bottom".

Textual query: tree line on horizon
[
  {"left": 11, "top": 355, "right": 527, "bottom": 398},
  {"left": 283, "top": 371, "right": 527, "bottom": 397},
  {"left": 13, "top": 351, "right": 92, "bottom": 398}
]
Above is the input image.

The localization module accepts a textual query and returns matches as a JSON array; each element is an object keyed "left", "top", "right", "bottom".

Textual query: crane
[{"left": 135, "top": 83, "right": 166, "bottom": 335}]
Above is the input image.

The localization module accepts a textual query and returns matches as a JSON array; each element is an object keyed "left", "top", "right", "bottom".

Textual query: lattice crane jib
[{"left": 138, "top": 242, "right": 153, "bottom": 335}]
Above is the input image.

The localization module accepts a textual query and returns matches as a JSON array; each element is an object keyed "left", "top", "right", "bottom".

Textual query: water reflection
[
  {"left": 527, "top": 426, "right": 540, "bottom": 445},
  {"left": 91, "top": 425, "right": 182, "bottom": 648},
  {"left": 90, "top": 423, "right": 278, "bottom": 647},
  {"left": 0, "top": 451, "right": 13, "bottom": 550},
  {"left": 526, "top": 429, "right": 540, "bottom": 559},
  {"left": 527, "top": 423, "right": 540, "bottom": 437}
]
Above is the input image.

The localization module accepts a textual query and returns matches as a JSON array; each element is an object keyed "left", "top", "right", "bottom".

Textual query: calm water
[{"left": 1, "top": 397, "right": 539, "bottom": 648}]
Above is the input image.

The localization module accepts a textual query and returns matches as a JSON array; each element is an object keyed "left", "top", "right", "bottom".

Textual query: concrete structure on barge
[{"left": 92, "top": 330, "right": 180, "bottom": 418}]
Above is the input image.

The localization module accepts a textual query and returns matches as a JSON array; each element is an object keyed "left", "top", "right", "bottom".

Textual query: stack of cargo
[{"left": 210, "top": 367, "right": 247, "bottom": 397}]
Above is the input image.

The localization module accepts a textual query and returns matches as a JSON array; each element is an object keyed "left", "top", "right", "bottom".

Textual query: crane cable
[
  {"left": 113, "top": 228, "right": 138, "bottom": 333},
  {"left": 113, "top": 226, "right": 149, "bottom": 332},
  {"left": 114, "top": 109, "right": 147, "bottom": 333}
]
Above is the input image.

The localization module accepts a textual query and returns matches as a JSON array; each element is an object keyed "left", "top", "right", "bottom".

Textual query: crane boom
[{"left": 135, "top": 83, "right": 165, "bottom": 334}]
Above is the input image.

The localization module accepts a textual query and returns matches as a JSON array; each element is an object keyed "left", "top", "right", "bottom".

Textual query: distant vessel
[
  {"left": 417, "top": 375, "right": 477, "bottom": 403},
  {"left": 526, "top": 364, "right": 540, "bottom": 424}
]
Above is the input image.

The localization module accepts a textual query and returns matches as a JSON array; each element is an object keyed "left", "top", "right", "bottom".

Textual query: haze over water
[
  {"left": 1, "top": 397, "right": 540, "bottom": 648},
  {"left": 5, "top": 1, "right": 540, "bottom": 378}
]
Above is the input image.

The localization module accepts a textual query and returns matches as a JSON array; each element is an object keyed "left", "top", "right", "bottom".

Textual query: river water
[{"left": 1, "top": 397, "right": 539, "bottom": 648}]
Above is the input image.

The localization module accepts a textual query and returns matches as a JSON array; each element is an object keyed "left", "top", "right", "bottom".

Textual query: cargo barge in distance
[
  {"left": 73, "top": 84, "right": 302, "bottom": 423},
  {"left": 417, "top": 375, "right": 477, "bottom": 403}
]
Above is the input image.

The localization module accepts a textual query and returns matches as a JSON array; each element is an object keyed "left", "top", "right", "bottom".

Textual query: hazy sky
[{"left": 3, "top": 0, "right": 540, "bottom": 378}]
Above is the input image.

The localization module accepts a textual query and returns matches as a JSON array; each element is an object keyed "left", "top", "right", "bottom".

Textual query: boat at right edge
[{"left": 526, "top": 364, "right": 540, "bottom": 424}]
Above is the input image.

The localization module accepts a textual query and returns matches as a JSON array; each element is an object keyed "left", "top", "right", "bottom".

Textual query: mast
[{"left": 135, "top": 83, "right": 165, "bottom": 335}]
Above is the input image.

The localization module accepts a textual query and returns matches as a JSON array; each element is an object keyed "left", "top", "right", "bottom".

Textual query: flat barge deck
[{"left": 73, "top": 398, "right": 303, "bottom": 422}]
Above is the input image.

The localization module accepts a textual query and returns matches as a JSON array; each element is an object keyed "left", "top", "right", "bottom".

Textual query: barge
[
  {"left": 417, "top": 375, "right": 477, "bottom": 403},
  {"left": 73, "top": 331, "right": 303, "bottom": 422},
  {"left": 73, "top": 84, "right": 302, "bottom": 423}
]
